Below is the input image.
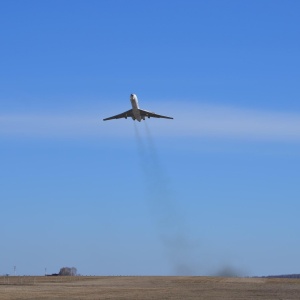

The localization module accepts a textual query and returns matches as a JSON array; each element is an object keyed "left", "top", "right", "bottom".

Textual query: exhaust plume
[{"left": 134, "top": 121, "right": 200, "bottom": 275}]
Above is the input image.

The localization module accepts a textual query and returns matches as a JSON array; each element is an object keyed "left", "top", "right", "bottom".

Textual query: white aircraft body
[{"left": 103, "top": 94, "right": 173, "bottom": 121}]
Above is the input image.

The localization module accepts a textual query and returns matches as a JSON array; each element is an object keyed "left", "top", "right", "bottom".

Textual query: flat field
[{"left": 0, "top": 276, "right": 299, "bottom": 299}]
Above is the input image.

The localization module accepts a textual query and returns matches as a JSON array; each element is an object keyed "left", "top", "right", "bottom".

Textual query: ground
[{"left": 0, "top": 276, "right": 299, "bottom": 299}]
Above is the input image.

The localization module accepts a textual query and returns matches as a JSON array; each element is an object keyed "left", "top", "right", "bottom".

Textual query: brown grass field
[{"left": 0, "top": 276, "right": 299, "bottom": 299}]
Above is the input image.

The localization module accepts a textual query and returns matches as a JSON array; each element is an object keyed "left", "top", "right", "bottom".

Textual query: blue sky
[{"left": 0, "top": 0, "right": 300, "bottom": 276}]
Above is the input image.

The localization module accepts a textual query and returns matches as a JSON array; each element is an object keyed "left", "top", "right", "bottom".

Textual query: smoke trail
[
  {"left": 133, "top": 120, "right": 201, "bottom": 275},
  {"left": 134, "top": 121, "right": 245, "bottom": 276},
  {"left": 133, "top": 122, "right": 146, "bottom": 161}
]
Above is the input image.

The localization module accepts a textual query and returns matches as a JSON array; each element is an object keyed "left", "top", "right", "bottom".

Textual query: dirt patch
[{"left": 0, "top": 276, "right": 299, "bottom": 300}]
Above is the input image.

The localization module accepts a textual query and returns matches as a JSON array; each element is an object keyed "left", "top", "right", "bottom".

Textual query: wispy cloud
[
  {"left": 153, "top": 103, "right": 300, "bottom": 141},
  {"left": 0, "top": 113, "right": 101, "bottom": 138},
  {"left": 1, "top": 103, "right": 300, "bottom": 141}
]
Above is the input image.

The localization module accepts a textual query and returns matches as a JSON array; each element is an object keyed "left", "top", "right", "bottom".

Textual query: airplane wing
[
  {"left": 139, "top": 109, "right": 173, "bottom": 120},
  {"left": 103, "top": 109, "right": 133, "bottom": 121}
]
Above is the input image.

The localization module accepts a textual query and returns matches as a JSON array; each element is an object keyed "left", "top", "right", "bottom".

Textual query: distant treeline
[
  {"left": 46, "top": 267, "right": 77, "bottom": 276},
  {"left": 255, "top": 274, "right": 300, "bottom": 279}
]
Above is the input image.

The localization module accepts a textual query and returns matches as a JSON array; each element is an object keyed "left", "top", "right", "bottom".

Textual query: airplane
[{"left": 103, "top": 94, "right": 173, "bottom": 122}]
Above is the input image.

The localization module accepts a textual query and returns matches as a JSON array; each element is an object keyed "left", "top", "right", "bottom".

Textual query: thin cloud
[
  {"left": 1, "top": 103, "right": 300, "bottom": 141},
  {"left": 0, "top": 114, "right": 101, "bottom": 138},
  {"left": 153, "top": 103, "right": 300, "bottom": 141}
]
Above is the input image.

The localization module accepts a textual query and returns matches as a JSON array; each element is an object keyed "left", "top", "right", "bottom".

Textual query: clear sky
[{"left": 0, "top": 0, "right": 299, "bottom": 276}]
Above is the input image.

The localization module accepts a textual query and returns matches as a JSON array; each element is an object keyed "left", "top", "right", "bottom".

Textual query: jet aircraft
[{"left": 103, "top": 94, "right": 173, "bottom": 121}]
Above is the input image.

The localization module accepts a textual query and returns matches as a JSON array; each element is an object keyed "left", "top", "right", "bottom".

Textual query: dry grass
[{"left": 0, "top": 276, "right": 299, "bottom": 299}]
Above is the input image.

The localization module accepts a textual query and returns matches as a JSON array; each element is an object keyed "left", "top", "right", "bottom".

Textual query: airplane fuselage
[{"left": 130, "top": 94, "right": 143, "bottom": 121}]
